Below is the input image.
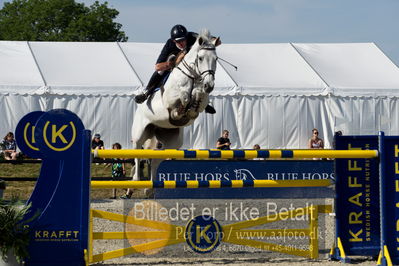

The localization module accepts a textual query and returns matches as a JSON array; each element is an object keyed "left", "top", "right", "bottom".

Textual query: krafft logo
[
  {"left": 185, "top": 215, "right": 222, "bottom": 253},
  {"left": 42, "top": 121, "right": 76, "bottom": 152},
  {"left": 30, "top": 109, "right": 85, "bottom": 158},
  {"left": 23, "top": 122, "right": 39, "bottom": 151}
]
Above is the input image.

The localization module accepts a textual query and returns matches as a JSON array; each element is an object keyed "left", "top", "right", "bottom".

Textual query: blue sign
[
  {"left": 185, "top": 215, "right": 222, "bottom": 253},
  {"left": 333, "top": 135, "right": 380, "bottom": 258},
  {"left": 379, "top": 135, "right": 399, "bottom": 265},
  {"left": 155, "top": 160, "right": 334, "bottom": 199},
  {"left": 15, "top": 109, "right": 91, "bottom": 266}
]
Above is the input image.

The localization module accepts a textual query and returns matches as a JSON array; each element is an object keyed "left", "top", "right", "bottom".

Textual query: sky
[{"left": 1, "top": 0, "right": 399, "bottom": 66}]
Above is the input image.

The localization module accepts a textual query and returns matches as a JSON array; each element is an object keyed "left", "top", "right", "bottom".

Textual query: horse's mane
[{"left": 197, "top": 29, "right": 213, "bottom": 46}]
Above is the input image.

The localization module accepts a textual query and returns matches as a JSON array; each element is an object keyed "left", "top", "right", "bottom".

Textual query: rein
[{"left": 176, "top": 46, "right": 216, "bottom": 83}]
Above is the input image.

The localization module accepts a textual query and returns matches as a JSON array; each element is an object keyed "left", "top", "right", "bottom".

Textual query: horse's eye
[{"left": 198, "top": 57, "right": 203, "bottom": 62}]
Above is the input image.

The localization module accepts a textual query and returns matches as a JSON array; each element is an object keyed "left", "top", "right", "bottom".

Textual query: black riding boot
[
  {"left": 205, "top": 105, "right": 216, "bottom": 114},
  {"left": 135, "top": 72, "right": 164, "bottom": 104}
]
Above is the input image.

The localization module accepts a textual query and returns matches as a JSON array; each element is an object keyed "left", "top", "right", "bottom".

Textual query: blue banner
[
  {"left": 15, "top": 109, "right": 91, "bottom": 266},
  {"left": 334, "top": 136, "right": 380, "bottom": 257},
  {"left": 155, "top": 160, "right": 334, "bottom": 199},
  {"left": 380, "top": 136, "right": 399, "bottom": 264}
]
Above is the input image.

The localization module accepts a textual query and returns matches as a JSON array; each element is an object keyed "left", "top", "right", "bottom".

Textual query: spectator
[
  {"left": 216, "top": 130, "right": 231, "bottom": 150},
  {"left": 308, "top": 128, "right": 324, "bottom": 149},
  {"left": 252, "top": 144, "right": 264, "bottom": 160},
  {"left": 92, "top": 133, "right": 104, "bottom": 150},
  {"left": 109, "top": 143, "right": 126, "bottom": 199},
  {"left": 253, "top": 144, "right": 267, "bottom": 160},
  {"left": 308, "top": 128, "right": 324, "bottom": 160},
  {"left": 1, "top": 132, "right": 19, "bottom": 160},
  {"left": 253, "top": 144, "right": 261, "bottom": 150}
]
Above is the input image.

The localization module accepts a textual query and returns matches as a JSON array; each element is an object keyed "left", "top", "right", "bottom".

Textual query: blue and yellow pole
[
  {"left": 91, "top": 179, "right": 332, "bottom": 189},
  {"left": 94, "top": 149, "right": 378, "bottom": 159}
]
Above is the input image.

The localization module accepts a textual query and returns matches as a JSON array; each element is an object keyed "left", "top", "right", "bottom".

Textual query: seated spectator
[
  {"left": 216, "top": 130, "right": 231, "bottom": 150},
  {"left": 92, "top": 133, "right": 104, "bottom": 150},
  {"left": 252, "top": 144, "right": 261, "bottom": 160},
  {"left": 308, "top": 128, "right": 324, "bottom": 149},
  {"left": 1, "top": 132, "right": 19, "bottom": 160},
  {"left": 308, "top": 128, "right": 324, "bottom": 160},
  {"left": 252, "top": 144, "right": 265, "bottom": 160}
]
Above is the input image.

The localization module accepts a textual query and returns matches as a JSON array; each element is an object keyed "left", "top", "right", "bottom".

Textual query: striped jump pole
[
  {"left": 94, "top": 149, "right": 378, "bottom": 159},
  {"left": 91, "top": 179, "right": 332, "bottom": 189}
]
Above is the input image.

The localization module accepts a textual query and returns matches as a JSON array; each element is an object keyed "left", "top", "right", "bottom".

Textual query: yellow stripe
[
  {"left": 377, "top": 250, "right": 382, "bottom": 265},
  {"left": 220, "top": 150, "right": 234, "bottom": 159},
  {"left": 244, "top": 150, "right": 258, "bottom": 159},
  {"left": 384, "top": 245, "right": 393, "bottom": 266},
  {"left": 268, "top": 150, "right": 282, "bottom": 158},
  {"left": 309, "top": 204, "right": 319, "bottom": 259},
  {"left": 231, "top": 180, "right": 244, "bottom": 188},
  {"left": 92, "top": 231, "right": 176, "bottom": 240},
  {"left": 91, "top": 238, "right": 184, "bottom": 263},
  {"left": 209, "top": 180, "right": 221, "bottom": 188},
  {"left": 91, "top": 209, "right": 175, "bottom": 231},
  {"left": 186, "top": 180, "right": 199, "bottom": 188},
  {"left": 95, "top": 149, "right": 378, "bottom": 159},
  {"left": 163, "top": 181, "right": 176, "bottom": 188},
  {"left": 318, "top": 204, "right": 333, "bottom": 213},
  {"left": 194, "top": 150, "right": 210, "bottom": 159},
  {"left": 91, "top": 179, "right": 332, "bottom": 189},
  {"left": 88, "top": 210, "right": 93, "bottom": 262},
  {"left": 252, "top": 180, "right": 331, "bottom": 187},
  {"left": 91, "top": 181, "right": 153, "bottom": 189},
  {"left": 337, "top": 237, "right": 346, "bottom": 258}
]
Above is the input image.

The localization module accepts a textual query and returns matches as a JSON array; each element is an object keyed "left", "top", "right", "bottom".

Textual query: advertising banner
[
  {"left": 155, "top": 160, "right": 334, "bottom": 199},
  {"left": 334, "top": 136, "right": 380, "bottom": 257},
  {"left": 380, "top": 136, "right": 399, "bottom": 264}
]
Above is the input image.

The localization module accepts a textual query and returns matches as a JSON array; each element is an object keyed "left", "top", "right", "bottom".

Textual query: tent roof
[{"left": 0, "top": 41, "right": 398, "bottom": 96}]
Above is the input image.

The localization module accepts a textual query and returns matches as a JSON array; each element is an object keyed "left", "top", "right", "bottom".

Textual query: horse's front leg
[{"left": 187, "top": 86, "right": 207, "bottom": 119}]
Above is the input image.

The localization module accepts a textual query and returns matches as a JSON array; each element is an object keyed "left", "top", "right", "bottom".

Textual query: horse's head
[
  {"left": 181, "top": 29, "right": 218, "bottom": 94},
  {"left": 164, "top": 30, "right": 219, "bottom": 122},
  {"left": 195, "top": 33, "right": 218, "bottom": 93}
]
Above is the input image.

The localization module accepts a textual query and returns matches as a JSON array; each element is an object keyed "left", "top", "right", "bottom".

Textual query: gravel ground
[{"left": 90, "top": 198, "right": 376, "bottom": 266}]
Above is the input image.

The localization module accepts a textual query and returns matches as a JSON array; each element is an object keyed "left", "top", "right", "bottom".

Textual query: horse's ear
[
  {"left": 198, "top": 36, "right": 204, "bottom": 46},
  {"left": 212, "top": 37, "right": 220, "bottom": 46}
]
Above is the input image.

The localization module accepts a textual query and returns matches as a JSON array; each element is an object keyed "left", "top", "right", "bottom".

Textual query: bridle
[{"left": 176, "top": 46, "right": 216, "bottom": 83}]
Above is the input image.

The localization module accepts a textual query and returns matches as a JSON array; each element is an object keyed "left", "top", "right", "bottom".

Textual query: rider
[{"left": 134, "top": 24, "right": 220, "bottom": 114}]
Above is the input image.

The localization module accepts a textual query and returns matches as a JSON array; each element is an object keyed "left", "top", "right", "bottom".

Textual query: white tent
[{"left": 1, "top": 41, "right": 399, "bottom": 150}]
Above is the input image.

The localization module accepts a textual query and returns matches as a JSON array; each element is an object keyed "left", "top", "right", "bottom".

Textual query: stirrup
[
  {"left": 205, "top": 105, "right": 216, "bottom": 114},
  {"left": 135, "top": 93, "right": 147, "bottom": 104}
]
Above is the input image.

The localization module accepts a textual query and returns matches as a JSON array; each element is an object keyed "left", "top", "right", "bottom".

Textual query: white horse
[{"left": 131, "top": 30, "right": 219, "bottom": 191}]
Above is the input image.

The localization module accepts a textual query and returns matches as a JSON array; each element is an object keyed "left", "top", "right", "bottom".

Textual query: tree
[{"left": 0, "top": 0, "right": 128, "bottom": 41}]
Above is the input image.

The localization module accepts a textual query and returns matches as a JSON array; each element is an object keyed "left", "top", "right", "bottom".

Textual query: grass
[
  {"left": 0, "top": 161, "right": 148, "bottom": 200},
  {"left": 1, "top": 156, "right": 308, "bottom": 201}
]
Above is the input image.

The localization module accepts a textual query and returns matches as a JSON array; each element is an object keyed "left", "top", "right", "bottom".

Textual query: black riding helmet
[{"left": 170, "top": 24, "right": 187, "bottom": 41}]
